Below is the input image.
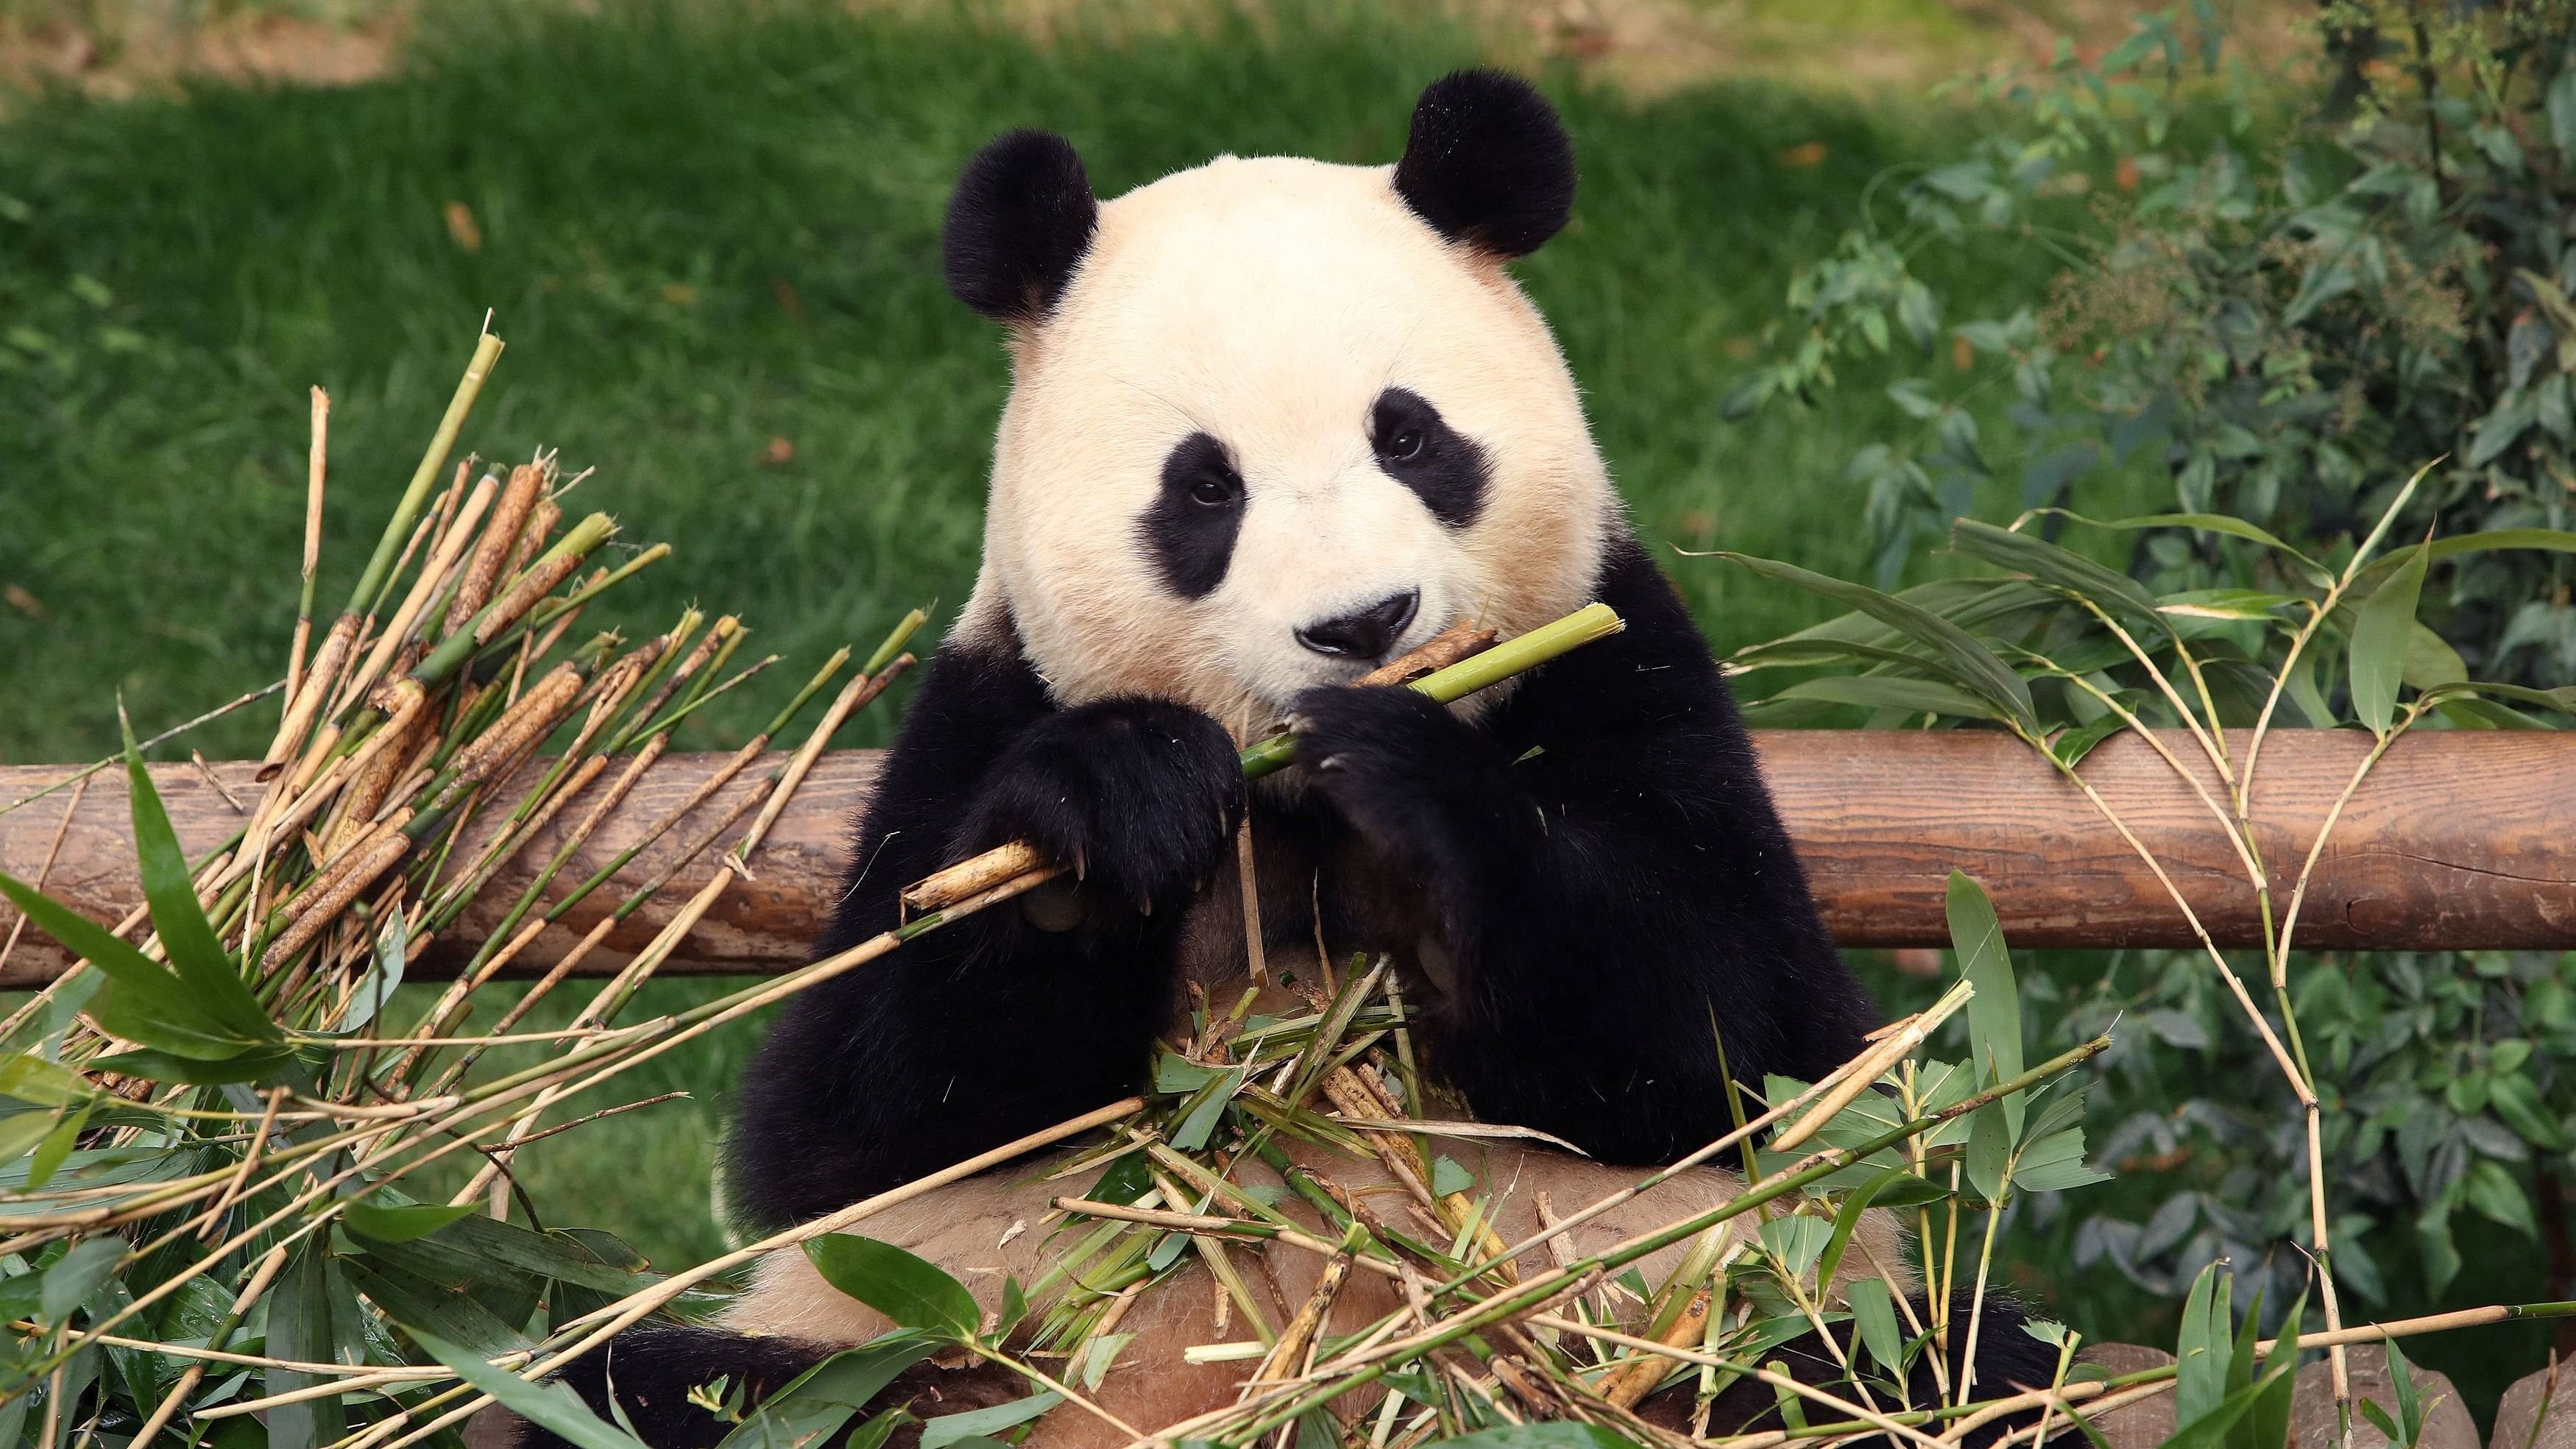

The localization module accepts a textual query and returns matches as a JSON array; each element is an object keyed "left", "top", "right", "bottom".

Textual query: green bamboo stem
[
  {"left": 524, "top": 544, "right": 672, "bottom": 636},
  {"left": 344, "top": 333, "right": 503, "bottom": 619},
  {"left": 607, "top": 610, "right": 704, "bottom": 741},
  {"left": 607, "top": 617, "right": 732, "bottom": 754},
  {"left": 1238, "top": 601, "right": 1623, "bottom": 776},
  {"left": 860, "top": 608, "right": 931, "bottom": 678},
  {"left": 621, "top": 653, "right": 776, "bottom": 743},
  {"left": 761, "top": 648, "right": 850, "bottom": 740}
]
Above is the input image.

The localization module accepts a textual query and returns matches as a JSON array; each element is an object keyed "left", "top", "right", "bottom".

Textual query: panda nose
[{"left": 1295, "top": 590, "right": 1419, "bottom": 661}]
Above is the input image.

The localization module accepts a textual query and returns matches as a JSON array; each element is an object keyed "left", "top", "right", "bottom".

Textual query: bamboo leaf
[
  {"left": 0, "top": 1054, "right": 93, "bottom": 1108},
  {"left": 1756, "top": 1215, "right": 1833, "bottom": 1281},
  {"left": 1947, "top": 872, "right": 2023, "bottom": 1136},
  {"left": 1170, "top": 1066, "right": 1242, "bottom": 1151},
  {"left": 1846, "top": 1276, "right": 1904, "bottom": 1375},
  {"left": 26, "top": 1101, "right": 92, "bottom": 1191},
  {"left": 1761, "top": 578, "right": 2056, "bottom": 653},
  {"left": 2157, "top": 589, "right": 2299, "bottom": 623},
  {"left": 38, "top": 1237, "right": 123, "bottom": 1323},
  {"left": 121, "top": 722, "right": 272, "bottom": 1044},
  {"left": 411, "top": 1327, "right": 649, "bottom": 1449},
  {"left": 917, "top": 1392, "right": 1060, "bottom": 1449},
  {"left": 2351, "top": 543, "right": 2427, "bottom": 734},
  {"left": 1951, "top": 520, "right": 2165, "bottom": 630},
  {"left": 714, "top": 1337, "right": 942, "bottom": 1449},
  {"left": 2223, "top": 1283, "right": 2262, "bottom": 1433},
  {"left": 351, "top": 1258, "right": 529, "bottom": 1355},
  {"left": 0, "top": 1110, "right": 57, "bottom": 1166},
  {"left": 434, "top": 1214, "right": 660, "bottom": 1296},
  {"left": 1713, "top": 554, "right": 2037, "bottom": 727},
  {"left": 2162, "top": 1357, "right": 2282, "bottom": 1449},
  {"left": 2049, "top": 717, "right": 2127, "bottom": 768},
  {"left": 1965, "top": 1102, "right": 2012, "bottom": 1205},
  {"left": 2042, "top": 509, "right": 2329, "bottom": 582},
  {"left": 336, "top": 912, "right": 408, "bottom": 1032},
  {"left": 1728, "top": 637, "right": 1953, "bottom": 675},
  {"left": 1816, "top": 1167, "right": 1914, "bottom": 1289},
  {"left": 0, "top": 872, "right": 262, "bottom": 1060},
  {"left": 2173, "top": 1264, "right": 2229, "bottom": 1427},
  {"left": 1429, "top": 1155, "right": 1475, "bottom": 1197},
  {"left": 344, "top": 1200, "right": 479, "bottom": 1244},
  {"left": 2426, "top": 527, "right": 2576, "bottom": 561},
  {"left": 804, "top": 1235, "right": 980, "bottom": 1341},
  {"left": 2349, "top": 528, "right": 2576, "bottom": 597},
  {"left": 2419, "top": 680, "right": 2576, "bottom": 715},
  {"left": 2248, "top": 1294, "right": 2304, "bottom": 1449},
  {"left": 2388, "top": 1334, "right": 2424, "bottom": 1444},
  {"left": 2402, "top": 623, "right": 2468, "bottom": 690},
  {"left": 1776, "top": 676, "right": 2004, "bottom": 720},
  {"left": 90, "top": 1046, "right": 300, "bottom": 1085},
  {"left": 267, "top": 1244, "right": 347, "bottom": 1449}
]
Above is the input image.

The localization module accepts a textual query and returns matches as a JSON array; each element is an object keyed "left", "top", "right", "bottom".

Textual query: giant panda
[{"left": 523, "top": 71, "right": 2057, "bottom": 1449}]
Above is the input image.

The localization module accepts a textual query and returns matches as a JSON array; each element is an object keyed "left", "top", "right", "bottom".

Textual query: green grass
[{"left": 0, "top": 0, "right": 2138, "bottom": 1317}]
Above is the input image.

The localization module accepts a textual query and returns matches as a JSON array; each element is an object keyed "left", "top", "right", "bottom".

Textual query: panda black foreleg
[
  {"left": 724, "top": 681, "right": 1242, "bottom": 1231},
  {"left": 1284, "top": 680, "right": 1858, "bottom": 1166}
]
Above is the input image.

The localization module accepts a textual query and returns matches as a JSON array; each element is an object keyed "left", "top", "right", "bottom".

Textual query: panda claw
[{"left": 1315, "top": 754, "right": 1343, "bottom": 772}]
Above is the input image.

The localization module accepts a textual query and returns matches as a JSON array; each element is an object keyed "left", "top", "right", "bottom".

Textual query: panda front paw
[
  {"left": 1287, "top": 686, "right": 1514, "bottom": 867},
  {"left": 955, "top": 697, "right": 1243, "bottom": 913}
]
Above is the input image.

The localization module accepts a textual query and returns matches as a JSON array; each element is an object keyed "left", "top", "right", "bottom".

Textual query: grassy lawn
[{"left": 1, "top": 0, "right": 2159, "bottom": 1322}]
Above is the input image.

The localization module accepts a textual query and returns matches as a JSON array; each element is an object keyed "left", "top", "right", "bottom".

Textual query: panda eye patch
[
  {"left": 1369, "top": 387, "right": 1489, "bottom": 528},
  {"left": 1142, "top": 431, "right": 1246, "bottom": 599}
]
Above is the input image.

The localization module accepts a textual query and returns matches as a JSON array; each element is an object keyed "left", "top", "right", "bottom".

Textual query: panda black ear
[
  {"left": 942, "top": 130, "right": 1099, "bottom": 325},
  {"left": 1393, "top": 69, "right": 1575, "bottom": 258}
]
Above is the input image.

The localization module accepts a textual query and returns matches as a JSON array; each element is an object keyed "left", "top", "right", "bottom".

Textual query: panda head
[{"left": 944, "top": 71, "right": 1613, "bottom": 732}]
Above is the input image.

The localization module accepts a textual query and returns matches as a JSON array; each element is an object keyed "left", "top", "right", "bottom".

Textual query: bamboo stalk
[
  {"left": 343, "top": 332, "right": 503, "bottom": 618},
  {"left": 445, "top": 461, "right": 545, "bottom": 636},
  {"left": 287, "top": 387, "right": 330, "bottom": 712}
]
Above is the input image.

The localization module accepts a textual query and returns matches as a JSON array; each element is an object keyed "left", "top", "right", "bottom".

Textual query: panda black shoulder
[{"left": 811, "top": 617, "right": 1053, "bottom": 960}]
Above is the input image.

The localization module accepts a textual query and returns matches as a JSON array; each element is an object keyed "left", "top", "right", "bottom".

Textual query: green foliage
[
  {"left": 1739, "top": 1, "right": 2576, "bottom": 695},
  {"left": 1722, "top": 451, "right": 2576, "bottom": 1429},
  {"left": 1734, "top": 7, "right": 2576, "bottom": 1349}
]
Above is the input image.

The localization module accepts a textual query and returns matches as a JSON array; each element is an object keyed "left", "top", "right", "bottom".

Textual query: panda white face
[{"left": 945, "top": 78, "right": 1613, "bottom": 734}]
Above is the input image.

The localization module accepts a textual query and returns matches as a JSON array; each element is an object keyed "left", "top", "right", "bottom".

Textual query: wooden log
[{"left": 2, "top": 729, "right": 2571, "bottom": 987}]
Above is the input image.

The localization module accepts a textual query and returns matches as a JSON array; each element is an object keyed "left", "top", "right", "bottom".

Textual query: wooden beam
[{"left": 3, "top": 729, "right": 2570, "bottom": 987}]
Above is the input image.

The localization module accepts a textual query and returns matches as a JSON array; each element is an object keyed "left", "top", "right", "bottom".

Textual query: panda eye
[
  {"left": 1188, "top": 473, "right": 1236, "bottom": 507},
  {"left": 1387, "top": 427, "right": 1426, "bottom": 462}
]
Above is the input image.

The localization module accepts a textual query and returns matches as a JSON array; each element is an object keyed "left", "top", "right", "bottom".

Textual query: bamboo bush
[
  {"left": 3, "top": 330, "right": 2572, "bottom": 1449},
  {"left": 1711, "top": 465, "right": 2576, "bottom": 1439}
]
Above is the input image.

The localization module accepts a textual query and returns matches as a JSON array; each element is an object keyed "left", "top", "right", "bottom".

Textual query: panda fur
[{"left": 520, "top": 70, "right": 2058, "bottom": 1449}]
